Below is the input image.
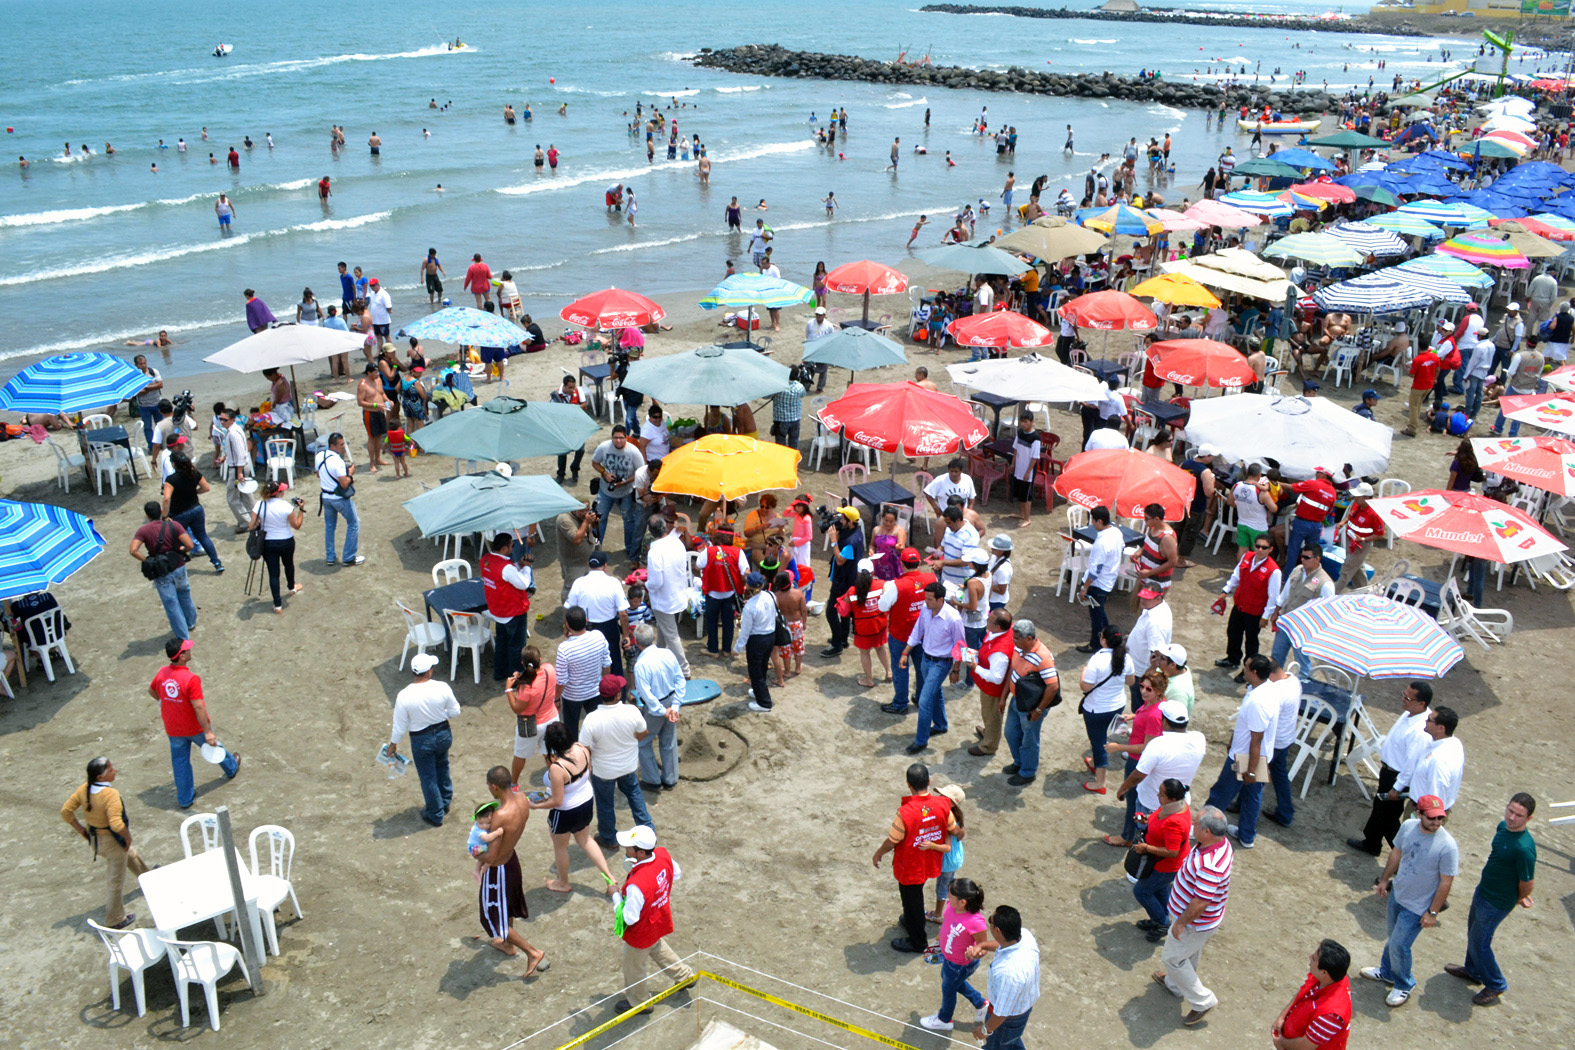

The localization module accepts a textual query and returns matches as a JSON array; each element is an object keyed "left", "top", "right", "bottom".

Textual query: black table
[
  {"left": 1299, "top": 680, "right": 1357, "bottom": 786},
  {"left": 1072, "top": 524, "right": 1144, "bottom": 548},
  {"left": 1085, "top": 360, "right": 1128, "bottom": 385},
  {"left": 716, "top": 339, "right": 772, "bottom": 354},
  {"left": 969, "top": 392, "right": 1018, "bottom": 436},
  {"left": 578, "top": 362, "right": 613, "bottom": 416},
  {"left": 848, "top": 479, "right": 915, "bottom": 523},
  {"left": 839, "top": 318, "right": 893, "bottom": 333},
  {"left": 423, "top": 579, "right": 488, "bottom": 647},
  {"left": 1135, "top": 400, "right": 1189, "bottom": 428},
  {"left": 1387, "top": 575, "right": 1442, "bottom": 619},
  {"left": 80, "top": 425, "right": 138, "bottom": 483}
]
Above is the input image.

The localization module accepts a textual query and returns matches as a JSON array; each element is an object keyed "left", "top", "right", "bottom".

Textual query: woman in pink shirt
[{"left": 920, "top": 877, "right": 989, "bottom": 1031}]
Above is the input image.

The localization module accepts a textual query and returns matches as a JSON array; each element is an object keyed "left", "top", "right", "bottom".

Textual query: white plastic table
[{"left": 138, "top": 848, "right": 268, "bottom": 955}]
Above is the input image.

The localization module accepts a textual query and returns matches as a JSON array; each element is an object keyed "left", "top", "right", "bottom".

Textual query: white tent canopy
[{"left": 1183, "top": 393, "right": 1393, "bottom": 479}]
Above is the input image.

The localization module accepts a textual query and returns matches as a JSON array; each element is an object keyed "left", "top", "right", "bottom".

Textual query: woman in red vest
[{"left": 842, "top": 563, "right": 890, "bottom": 688}]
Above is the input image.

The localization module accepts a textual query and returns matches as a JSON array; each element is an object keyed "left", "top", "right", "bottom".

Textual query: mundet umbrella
[
  {"left": 1472, "top": 436, "right": 1575, "bottom": 497},
  {"left": 559, "top": 287, "right": 666, "bottom": 329},
  {"left": 823, "top": 260, "right": 908, "bottom": 323},
  {"left": 651, "top": 434, "right": 801, "bottom": 502},
  {"left": 801, "top": 326, "right": 908, "bottom": 377},
  {"left": 1276, "top": 594, "right": 1463, "bottom": 679},
  {"left": 1496, "top": 392, "right": 1575, "bottom": 435},
  {"left": 0, "top": 353, "right": 153, "bottom": 415},
  {"left": 1053, "top": 448, "right": 1196, "bottom": 521},
  {"left": 1145, "top": 339, "right": 1255, "bottom": 388},
  {"left": 1181, "top": 393, "right": 1392, "bottom": 478},
  {"left": 1367, "top": 490, "right": 1566, "bottom": 564},
  {"left": 401, "top": 471, "right": 583, "bottom": 538},
  {"left": 945, "top": 353, "right": 1107, "bottom": 404},
  {"left": 409, "top": 396, "right": 600, "bottom": 461},
  {"left": 621, "top": 345, "right": 791, "bottom": 404},
  {"left": 817, "top": 381, "right": 989, "bottom": 457}
]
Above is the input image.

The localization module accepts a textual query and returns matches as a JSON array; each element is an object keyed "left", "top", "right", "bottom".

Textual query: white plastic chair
[
  {"left": 86, "top": 919, "right": 167, "bottom": 1018},
  {"left": 158, "top": 935, "right": 254, "bottom": 1032},
  {"left": 1523, "top": 551, "right": 1575, "bottom": 591},
  {"left": 49, "top": 441, "right": 87, "bottom": 493},
  {"left": 1368, "top": 344, "right": 1410, "bottom": 389},
  {"left": 1286, "top": 693, "right": 1342, "bottom": 798},
  {"left": 1339, "top": 696, "right": 1385, "bottom": 801},
  {"left": 911, "top": 471, "right": 936, "bottom": 538},
  {"left": 180, "top": 813, "right": 221, "bottom": 859},
  {"left": 21, "top": 609, "right": 74, "bottom": 682},
  {"left": 264, "top": 437, "right": 296, "bottom": 488},
  {"left": 1377, "top": 479, "right": 1410, "bottom": 547},
  {"left": 396, "top": 600, "right": 446, "bottom": 670},
  {"left": 1206, "top": 501, "right": 1237, "bottom": 555},
  {"left": 1439, "top": 578, "right": 1513, "bottom": 649},
  {"left": 1055, "top": 534, "right": 1088, "bottom": 599},
  {"left": 81, "top": 413, "right": 115, "bottom": 431},
  {"left": 1322, "top": 343, "right": 1362, "bottom": 388},
  {"left": 248, "top": 825, "right": 301, "bottom": 957},
  {"left": 445, "top": 609, "right": 491, "bottom": 683},
  {"left": 844, "top": 440, "right": 882, "bottom": 471},
  {"left": 88, "top": 442, "right": 133, "bottom": 495},
  {"left": 431, "top": 558, "right": 472, "bottom": 588},
  {"left": 1387, "top": 577, "right": 1426, "bottom": 608}
]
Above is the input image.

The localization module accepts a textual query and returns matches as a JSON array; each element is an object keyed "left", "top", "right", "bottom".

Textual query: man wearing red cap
[
  {"left": 612, "top": 824, "right": 693, "bottom": 1014},
  {"left": 1359, "top": 794, "right": 1457, "bottom": 1008},
  {"left": 150, "top": 638, "right": 239, "bottom": 809},
  {"left": 578, "top": 674, "right": 652, "bottom": 849},
  {"left": 878, "top": 547, "right": 936, "bottom": 715}
]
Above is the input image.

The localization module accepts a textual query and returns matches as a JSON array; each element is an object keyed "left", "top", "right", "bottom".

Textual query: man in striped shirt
[
  {"left": 555, "top": 606, "right": 612, "bottom": 739},
  {"left": 1154, "top": 806, "right": 1232, "bottom": 1026}
]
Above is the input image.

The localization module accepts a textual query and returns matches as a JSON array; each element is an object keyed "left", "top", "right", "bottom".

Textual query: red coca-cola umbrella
[
  {"left": 1053, "top": 448, "right": 1196, "bottom": 521},
  {"left": 559, "top": 287, "right": 666, "bottom": 329},
  {"left": 1057, "top": 290, "right": 1158, "bottom": 332},
  {"left": 1289, "top": 181, "right": 1357, "bottom": 204},
  {"left": 1146, "top": 339, "right": 1256, "bottom": 389},
  {"left": 947, "top": 311, "right": 1053, "bottom": 349},
  {"left": 817, "top": 381, "right": 990, "bottom": 457},
  {"left": 823, "top": 260, "right": 909, "bottom": 323}
]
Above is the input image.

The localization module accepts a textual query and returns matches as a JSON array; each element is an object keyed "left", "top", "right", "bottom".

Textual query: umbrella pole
[{"left": 863, "top": 289, "right": 871, "bottom": 324}]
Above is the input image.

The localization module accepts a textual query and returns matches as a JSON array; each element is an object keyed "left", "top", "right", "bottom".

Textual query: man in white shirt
[
  {"left": 747, "top": 220, "right": 771, "bottom": 268},
  {"left": 1398, "top": 706, "right": 1463, "bottom": 812},
  {"left": 970, "top": 906, "right": 1040, "bottom": 1047},
  {"left": 568, "top": 552, "right": 632, "bottom": 678},
  {"left": 1008, "top": 412, "right": 1041, "bottom": 527},
  {"left": 1076, "top": 506, "right": 1125, "bottom": 653},
  {"left": 1119, "top": 700, "right": 1208, "bottom": 815},
  {"left": 640, "top": 518, "right": 692, "bottom": 676},
  {"left": 1259, "top": 661, "right": 1303, "bottom": 829},
  {"left": 923, "top": 459, "right": 976, "bottom": 517},
  {"left": 216, "top": 408, "right": 256, "bottom": 531},
  {"left": 1084, "top": 424, "right": 1128, "bottom": 451},
  {"left": 555, "top": 607, "right": 612, "bottom": 739},
  {"left": 387, "top": 653, "right": 461, "bottom": 826},
  {"left": 935, "top": 507, "right": 981, "bottom": 591},
  {"left": 368, "top": 278, "right": 393, "bottom": 340},
  {"left": 1525, "top": 271, "right": 1558, "bottom": 332},
  {"left": 975, "top": 279, "right": 994, "bottom": 311},
  {"left": 631, "top": 625, "right": 685, "bottom": 790},
  {"left": 1126, "top": 586, "right": 1173, "bottom": 701},
  {"left": 579, "top": 673, "right": 652, "bottom": 848},
  {"left": 314, "top": 432, "right": 363, "bottom": 566},
  {"left": 1204, "top": 654, "right": 1279, "bottom": 849},
  {"left": 1350, "top": 682, "right": 1433, "bottom": 855},
  {"left": 157, "top": 433, "right": 190, "bottom": 482},
  {"left": 733, "top": 572, "right": 779, "bottom": 712},
  {"left": 804, "top": 307, "right": 839, "bottom": 392},
  {"left": 637, "top": 405, "right": 671, "bottom": 462}
]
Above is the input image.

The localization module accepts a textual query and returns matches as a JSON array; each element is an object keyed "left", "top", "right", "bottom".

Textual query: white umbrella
[
  {"left": 204, "top": 325, "right": 365, "bottom": 371},
  {"left": 1182, "top": 393, "right": 1392, "bottom": 479},
  {"left": 1477, "top": 96, "right": 1535, "bottom": 117},
  {"left": 945, "top": 353, "right": 1107, "bottom": 404}
]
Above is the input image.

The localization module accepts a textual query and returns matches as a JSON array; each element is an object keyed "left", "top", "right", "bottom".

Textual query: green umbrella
[
  {"left": 919, "top": 243, "right": 1032, "bottom": 276},
  {"left": 1304, "top": 130, "right": 1390, "bottom": 149},
  {"left": 1230, "top": 157, "right": 1304, "bottom": 179},
  {"left": 1473, "top": 139, "right": 1524, "bottom": 160},
  {"left": 1350, "top": 185, "right": 1401, "bottom": 207},
  {"left": 402, "top": 471, "right": 583, "bottom": 538},
  {"left": 409, "top": 396, "right": 599, "bottom": 460},
  {"left": 621, "top": 344, "right": 791, "bottom": 404},
  {"left": 802, "top": 326, "right": 908, "bottom": 378}
]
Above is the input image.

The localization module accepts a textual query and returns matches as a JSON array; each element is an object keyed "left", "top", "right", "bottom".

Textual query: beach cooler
[{"left": 730, "top": 314, "right": 761, "bottom": 331}]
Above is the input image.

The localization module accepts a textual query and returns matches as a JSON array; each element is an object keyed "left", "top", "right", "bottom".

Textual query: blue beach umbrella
[
  {"left": 1416, "top": 149, "right": 1471, "bottom": 171},
  {"left": 0, "top": 500, "right": 107, "bottom": 601},
  {"left": 396, "top": 306, "right": 524, "bottom": 348},
  {"left": 0, "top": 353, "right": 152, "bottom": 415},
  {"left": 1264, "top": 147, "right": 1336, "bottom": 172}
]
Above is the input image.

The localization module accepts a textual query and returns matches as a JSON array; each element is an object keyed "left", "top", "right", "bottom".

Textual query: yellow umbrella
[
  {"left": 650, "top": 434, "right": 801, "bottom": 502},
  {"left": 1128, "top": 273, "right": 1221, "bottom": 308}
]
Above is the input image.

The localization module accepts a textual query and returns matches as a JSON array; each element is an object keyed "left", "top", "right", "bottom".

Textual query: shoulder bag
[
  {"left": 139, "top": 521, "right": 187, "bottom": 580},
  {"left": 1012, "top": 668, "right": 1047, "bottom": 713}
]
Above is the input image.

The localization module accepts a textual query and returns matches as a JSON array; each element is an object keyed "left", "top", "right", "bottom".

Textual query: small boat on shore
[{"left": 1238, "top": 118, "right": 1321, "bottom": 134}]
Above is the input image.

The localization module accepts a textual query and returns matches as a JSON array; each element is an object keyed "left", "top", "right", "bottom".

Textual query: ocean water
[{"left": 0, "top": 0, "right": 1520, "bottom": 380}]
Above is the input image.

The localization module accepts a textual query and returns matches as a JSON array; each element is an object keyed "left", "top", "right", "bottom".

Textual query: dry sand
[{"left": 3, "top": 271, "right": 1573, "bottom": 1050}]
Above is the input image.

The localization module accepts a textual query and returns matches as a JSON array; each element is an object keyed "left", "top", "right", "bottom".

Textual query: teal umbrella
[
  {"left": 1230, "top": 157, "right": 1304, "bottom": 180},
  {"left": 802, "top": 326, "right": 908, "bottom": 378},
  {"left": 621, "top": 345, "right": 790, "bottom": 404},
  {"left": 402, "top": 471, "right": 583, "bottom": 538},
  {"left": 919, "top": 243, "right": 1031, "bottom": 276},
  {"left": 409, "top": 396, "right": 599, "bottom": 460},
  {"left": 1304, "top": 129, "right": 1390, "bottom": 149}
]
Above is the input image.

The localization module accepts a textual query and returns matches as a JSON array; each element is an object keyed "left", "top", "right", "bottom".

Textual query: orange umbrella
[
  {"left": 1146, "top": 339, "right": 1255, "bottom": 388},
  {"left": 1053, "top": 448, "right": 1196, "bottom": 521},
  {"left": 824, "top": 260, "right": 909, "bottom": 322},
  {"left": 650, "top": 434, "right": 801, "bottom": 502}
]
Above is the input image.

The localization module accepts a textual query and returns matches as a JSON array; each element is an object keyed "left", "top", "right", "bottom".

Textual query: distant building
[
  {"left": 1098, "top": 0, "right": 1142, "bottom": 11},
  {"left": 1409, "top": 0, "right": 1553, "bottom": 13}
]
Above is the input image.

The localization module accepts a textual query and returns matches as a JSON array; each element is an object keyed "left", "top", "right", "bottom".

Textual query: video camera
[
  {"left": 171, "top": 389, "right": 195, "bottom": 427},
  {"left": 815, "top": 502, "right": 847, "bottom": 534}
]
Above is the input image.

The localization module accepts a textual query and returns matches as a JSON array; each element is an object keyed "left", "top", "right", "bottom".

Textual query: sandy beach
[{"left": 2, "top": 265, "right": 1573, "bottom": 1050}]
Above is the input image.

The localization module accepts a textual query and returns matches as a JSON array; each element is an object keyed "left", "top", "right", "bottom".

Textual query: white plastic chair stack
[
  {"left": 248, "top": 825, "right": 302, "bottom": 957},
  {"left": 158, "top": 935, "right": 254, "bottom": 1032},
  {"left": 1055, "top": 533, "right": 1088, "bottom": 600},
  {"left": 1206, "top": 502, "right": 1237, "bottom": 556},
  {"left": 396, "top": 600, "right": 446, "bottom": 670},
  {"left": 1286, "top": 693, "right": 1341, "bottom": 798},
  {"left": 1338, "top": 695, "right": 1384, "bottom": 801},
  {"left": 21, "top": 609, "right": 74, "bottom": 682},
  {"left": 87, "top": 920, "right": 167, "bottom": 1018},
  {"left": 89, "top": 442, "right": 133, "bottom": 496}
]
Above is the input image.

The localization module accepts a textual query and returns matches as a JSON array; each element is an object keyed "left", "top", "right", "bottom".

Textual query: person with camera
[
  {"left": 131, "top": 501, "right": 198, "bottom": 641},
  {"left": 591, "top": 425, "right": 646, "bottom": 562},
  {"left": 316, "top": 432, "right": 364, "bottom": 567},
  {"left": 249, "top": 479, "right": 305, "bottom": 614},
  {"left": 822, "top": 506, "right": 865, "bottom": 659}
]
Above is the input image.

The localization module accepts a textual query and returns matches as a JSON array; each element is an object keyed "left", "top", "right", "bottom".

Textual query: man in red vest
[
  {"left": 877, "top": 548, "right": 936, "bottom": 715},
  {"left": 480, "top": 533, "right": 534, "bottom": 682},
  {"left": 1215, "top": 535, "right": 1281, "bottom": 679},
  {"left": 612, "top": 825, "right": 693, "bottom": 1015},
  {"left": 1283, "top": 466, "right": 1336, "bottom": 572},
  {"left": 873, "top": 762, "right": 959, "bottom": 954},
  {"left": 1334, "top": 482, "right": 1384, "bottom": 592},
  {"left": 967, "top": 608, "right": 1016, "bottom": 758}
]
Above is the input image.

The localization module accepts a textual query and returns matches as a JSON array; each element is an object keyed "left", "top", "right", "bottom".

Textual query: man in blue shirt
[
  {"left": 1354, "top": 389, "right": 1380, "bottom": 420},
  {"left": 899, "top": 583, "right": 966, "bottom": 755},
  {"left": 631, "top": 625, "right": 685, "bottom": 790},
  {"left": 337, "top": 261, "right": 355, "bottom": 313}
]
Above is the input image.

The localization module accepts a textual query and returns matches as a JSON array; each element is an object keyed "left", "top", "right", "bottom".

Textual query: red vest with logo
[
  {"left": 1292, "top": 479, "right": 1337, "bottom": 522},
  {"left": 886, "top": 569, "right": 937, "bottom": 642},
  {"left": 701, "top": 545, "right": 743, "bottom": 596},
  {"left": 1232, "top": 553, "right": 1278, "bottom": 617},
  {"left": 892, "top": 793, "right": 952, "bottom": 886},
  {"left": 479, "top": 552, "right": 531, "bottom": 619},
  {"left": 971, "top": 630, "right": 1016, "bottom": 698},
  {"left": 621, "top": 847, "right": 677, "bottom": 949}
]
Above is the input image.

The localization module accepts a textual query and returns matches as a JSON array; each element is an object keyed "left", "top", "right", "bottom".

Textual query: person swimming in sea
[{"left": 125, "top": 330, "right": 173, "bottom": 348}]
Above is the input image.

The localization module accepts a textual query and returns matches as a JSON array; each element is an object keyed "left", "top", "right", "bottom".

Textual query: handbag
[
  {"left": 1013, "top": 670, "right": 1047, "bottom": 713},
  {"left": 513, "top": 674, "right": 548, "bottom": 737},
  {"left": 773, "top": 608, "right": 792, "bottom": 647},
  {"left": 139, "top": 521, "right": 186, "bottom": 580},
  {"left": 1123, "top": 844, "right": 1156, "bottom": 884}
]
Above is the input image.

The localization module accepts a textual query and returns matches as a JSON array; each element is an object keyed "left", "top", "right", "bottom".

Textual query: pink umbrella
[
  {"left": 1184, "top": 199, "right": 1264, "bottom": 229},
  {"left": 1289, "top": 181, "right": 1357, "bottom": 204},
  {"left": 1145, "top": 208, "right": 1207, "bottom": 233}
]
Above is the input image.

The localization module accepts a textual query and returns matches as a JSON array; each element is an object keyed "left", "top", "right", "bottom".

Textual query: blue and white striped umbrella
[
  {"left": 1219, "top": 191, "right": 1294, "bottom": 218},
  {"left": 1324, "top": 222, "right": 1409, "bottom": 258},
  {"left": 1277, "top": 593, "right": 1463, "bottom": 679},
  {"left": 1384, "top": 265, "right": 1474, "bottom": 304},
  {"left": 1312, "top": 272, "right": 1435, "bottom": 314},
  {"left": 0, "top": 500, "right": 107, "bottom": 601},
  {"left": 0, "top": 353, "right": 153, "bottom": 415},
  {"left": 396, "top": 306, "right": 523, "bottom": 348}
]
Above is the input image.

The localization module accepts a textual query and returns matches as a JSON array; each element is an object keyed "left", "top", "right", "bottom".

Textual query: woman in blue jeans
[
  {"left": 161, "top": 451, "right": 223, "bottom": 573},
  {"left": 921, "top": 878, "right": 990, "bottom": 1031},
  {"left": 1131, "top": 778, "right": 1191, "bottom": 941}
]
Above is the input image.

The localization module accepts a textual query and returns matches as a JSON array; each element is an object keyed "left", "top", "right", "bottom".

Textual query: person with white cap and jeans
[
  {"left": 735, "top": 571, "right": 779, "bottom": 712},
  {"left": 612, "top": 824, "right": 694, "bottom": 1015},
  {"left": 388, "top": 652, "right": 460, "bottom": 827},
  {"left": 805, "top": 305, "right": 839, "bottom": 392}
]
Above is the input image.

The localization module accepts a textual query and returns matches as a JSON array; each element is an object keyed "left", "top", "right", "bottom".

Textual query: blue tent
[{"left": 1395, "top": 124, "right": 1439, "bottom": 145}]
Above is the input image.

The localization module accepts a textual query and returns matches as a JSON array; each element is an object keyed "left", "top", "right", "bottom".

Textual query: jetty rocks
[
  {"left": 693, "top": 45, "right": 1344, "bottom": 113},
  {"left": 917, "top": 4, "right": 1423, "bottom": 37}
]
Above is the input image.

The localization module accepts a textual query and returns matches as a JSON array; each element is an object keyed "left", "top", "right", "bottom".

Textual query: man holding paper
[{"left": 1204, "top": 654, "right": 1277, "bottom": 850}]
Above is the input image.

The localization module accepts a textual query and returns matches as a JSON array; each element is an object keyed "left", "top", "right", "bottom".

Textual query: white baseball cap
[
  {"left": 1158, "top": 700, "right": 1190, "bottom": 724},
  {"left": 1196, "top": 443, "right": 1220, "bottom": 458},
  {"left": 1508, "top": 301, "right": 1521, "bottom": 312},
  {"left": 411, "top": 653, "right": 439, "bottom": 675},
  {"left": 616, "top": 825, "right": 658, "bottom": 850},
  {"left": 1159, "top": 643, "right": 1188, "bottom": 667}
]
